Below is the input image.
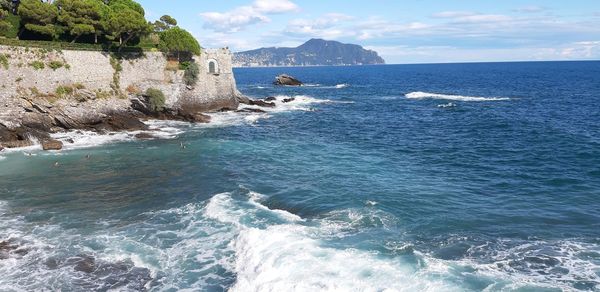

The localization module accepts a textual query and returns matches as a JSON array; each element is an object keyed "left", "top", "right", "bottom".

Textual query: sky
[{"left": 137, "top": 0, "right": 600, "bottom": 64}]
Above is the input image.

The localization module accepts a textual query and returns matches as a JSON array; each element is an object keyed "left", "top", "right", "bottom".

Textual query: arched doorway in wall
[{"left": 208, "top": 59, "right": 219, "bottom": 74}]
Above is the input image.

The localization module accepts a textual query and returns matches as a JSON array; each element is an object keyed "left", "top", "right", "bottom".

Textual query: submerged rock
[
  {"left": 274, "top": 74, "right": 303, "bottom": 86},
  {"left": 237, "top": 108, "right": 267, "bottom": 113},
  {"left": 134, "top": 132, "right": 157, "bottom": 140},
  {"left": 248, "top": 99, "right": 276, "bottom": 108},
  {"left": 282, "top": 97, "right": 295, "bottom": 103},
  {"left": 192, "top": 113, "right": 211, "bottom": 124},
  {"left": 2, "top": 140, "right": 34, "bottom": 148},
  {"left": 264, "top": 96, "right": 277, "bottom": 101},
  {"left": 73, "top": 255, "right": 96, "bottom": 273},
  {"left": 42, "top": 139, "right": 63, "bottom": 151}
]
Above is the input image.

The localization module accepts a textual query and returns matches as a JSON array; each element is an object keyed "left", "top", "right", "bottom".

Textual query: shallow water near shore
[{"left": 1, "top": 62, "right": 600, "bottom": 291}]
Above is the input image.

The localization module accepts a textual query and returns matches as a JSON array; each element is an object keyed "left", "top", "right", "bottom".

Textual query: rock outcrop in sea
[{"left": 274, "top": 74, "right": 303, "bottom": 86}]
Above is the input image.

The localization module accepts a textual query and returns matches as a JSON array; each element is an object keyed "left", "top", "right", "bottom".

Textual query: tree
[
  {"left": 17, "top": 0, "right": 58, "bottom": 39},
  {"left": 0, "top": 9, "right": 10, "bottom": 32},
  {"left": 0, "top": 0, "right": 11, "bottom": 11},
  {"left": 158, "top": 27, "right": 201, "bottom": 61},
  {"left": 153, "top": 14, "right": 176, "bottom": 32},
  {"left": 56, "top": 0, "right": 106, "bottom": 43},
  {"left": 107, "top": 3, "right": 150, "bottom": 49},
  {"left": 107, "top": 0, "right": 144, "bottom": 16}
]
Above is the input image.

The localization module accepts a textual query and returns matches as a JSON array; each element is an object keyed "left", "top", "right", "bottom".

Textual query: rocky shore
[{"left": 0, "top": 90, "right": 280, "bottom": 151}]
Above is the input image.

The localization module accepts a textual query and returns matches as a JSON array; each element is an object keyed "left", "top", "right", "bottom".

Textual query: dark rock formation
[
  {"left": 248, "top": 99, "right": 276, "bottom": 107},
  {"left": 192, "top": 113, "right": 211, "bottom": 123},
  {"left": 282, "top": 97, "right": 295, "bottom": 103},
  {"left": 264, "top": 96, "right": 277, "bottom": 101},
  {"left": 236, "top": 108, "right": 267, "bottom": 113},
  {"left": 42, "top": 139, "right": 63, "bottom": 150},
  {"left": 274, "top": 74, "right": 303, "bottom": 86}
]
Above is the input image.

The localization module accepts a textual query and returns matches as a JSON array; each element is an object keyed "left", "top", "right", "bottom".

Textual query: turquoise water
[{"left": 1, "top": 62, "right": 600, "bottom": 291}]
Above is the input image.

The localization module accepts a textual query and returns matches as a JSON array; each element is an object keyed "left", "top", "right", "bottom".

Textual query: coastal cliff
[
  {"left": 0, "top": 45, "right": 243, "bottom": 149},
  {"left": 233, "top": 38, "right": 385, "bottom": 67}
]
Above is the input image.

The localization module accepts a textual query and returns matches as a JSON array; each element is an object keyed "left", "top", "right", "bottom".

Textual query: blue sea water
[{"left": 1, "top": 61, "right": 600, "bottom": 291}]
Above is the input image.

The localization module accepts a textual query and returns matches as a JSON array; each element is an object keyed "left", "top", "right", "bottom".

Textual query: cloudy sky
[{"left": 138, "top": 0, "right": 600, "bottom": 64}]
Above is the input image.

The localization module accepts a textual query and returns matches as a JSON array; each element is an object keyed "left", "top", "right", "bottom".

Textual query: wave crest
[{"left": 406, "top": 91, "right": 510, "bottom": 101}]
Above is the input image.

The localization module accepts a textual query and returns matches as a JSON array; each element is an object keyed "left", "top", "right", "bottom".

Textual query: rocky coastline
[{"left": 0, "top": 88, "right": 283, "bottom": 151}]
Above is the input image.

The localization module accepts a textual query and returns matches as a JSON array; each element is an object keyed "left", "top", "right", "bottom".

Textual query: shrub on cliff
[
  {"left": 158, "top": 27, "right": 200, "bottom": 61},
  {"left": 183, "top": 62, "right": 199, "bottom": 86},
  {"left": 145, "top": 88, "right": 165, "bottom": 112}
]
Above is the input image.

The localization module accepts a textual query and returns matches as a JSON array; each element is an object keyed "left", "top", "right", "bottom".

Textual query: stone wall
[{"left": 0, "top": 45, "right": 240, "bottom": 112}]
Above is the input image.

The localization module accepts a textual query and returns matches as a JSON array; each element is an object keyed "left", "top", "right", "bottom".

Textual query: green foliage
[
  {"left": 145, "top": 88, "right": 165, "bottom": 112},
  {"left": 18, "top": 0, "right": 59, "bottom": 38},
  {"left": 55, "top": 85, "right": 74, "bottom": 97},
  {"left": 55, "top": 0, "right": 105, "bottom": 43},
  {"left": 153, "top": 15, "right": 177, "bottom": 32},
  {"left": 109, "top": 54, "right": 122, "bottom": 72},
  {"left": 0, "top": 38, "right": 148, "bottom": 52},
  {"left": 183, "top": 62, "right": 199, "bottom": 86},
  {"left": 108, "top": 0, "right": 145, "bottom": 16},
  {"left": 0, "top": 0, "right": 11, "bottom": 11},
  {"left": 48, "top": 60, "right": 65, "bottom": 70},
  {"left": 0, "top": 53, "right": 8, "bottom": 69},
  {"left": 107, "top": 4, "right": 150, "bottom": 48},
  {"left": 0, "top": 14, "right": 20, "bottom": 38},
  {"left": 158, "top": 27, "right": 200, "bottom": 61},
  {"left": 94, "top": 89, "right": 110, "bottom": 99},
  {"left": 178, "top": 61, "right": 191, "bottom": 70},
  {"left": 0, "top": 9, "right": 10, "bottom": 32},
  {"left": 29, "top": 60, "right": 44, "bottom": 70}
]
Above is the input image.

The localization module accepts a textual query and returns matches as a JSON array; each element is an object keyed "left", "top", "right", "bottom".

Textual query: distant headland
[{"left": 233, "top": 38, "right": 385, "bottom": 67}]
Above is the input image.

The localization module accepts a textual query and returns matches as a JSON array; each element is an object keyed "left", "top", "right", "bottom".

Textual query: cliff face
[
  {"left": 233, "top": 38, "right": 385, "bottom": 67},
  {"left": 0, "top": 45, "right": 242, "bottom": 149}
]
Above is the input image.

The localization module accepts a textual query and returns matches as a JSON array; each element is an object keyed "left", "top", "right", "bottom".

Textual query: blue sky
[{"left": 138, "top": 0, "right": 600, "bottom": 64}]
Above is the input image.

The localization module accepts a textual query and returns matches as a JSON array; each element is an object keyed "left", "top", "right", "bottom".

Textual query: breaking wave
[{"left": 406, "top": 91, "right": 511, "bottom": 101}]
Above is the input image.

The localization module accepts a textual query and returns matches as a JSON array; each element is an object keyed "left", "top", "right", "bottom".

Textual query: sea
[{"left": 0, "top": 61, "right": 599, "bottom": 291}]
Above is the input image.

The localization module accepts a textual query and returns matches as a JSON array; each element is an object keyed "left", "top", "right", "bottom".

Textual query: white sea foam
[
  {"left": 335, "top": 83, "right": 349, "bottom": 89},
  {"left": 437, "top": 102, "right": 457, "bottom": 108},
  {"left": 201, "top": 192, "right": 458, "bottom": 292},
  {"left": 406, "top": 91, "right": 510, "bottom": 101},
  {"left": 203, "top": 95, "right": 337, "bottom": 128},
  {"left": 49, "top": 119, "right": 185, "bottom": 151}
]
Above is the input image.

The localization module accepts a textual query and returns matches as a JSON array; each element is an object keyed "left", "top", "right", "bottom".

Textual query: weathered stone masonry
[{"left": 0, "top": 46, "right": 241, "bottom": 112}]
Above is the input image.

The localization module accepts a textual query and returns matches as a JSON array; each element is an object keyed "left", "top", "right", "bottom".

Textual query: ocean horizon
[{"left": 1, "top": 61, "right": 600, "bottom": 291}]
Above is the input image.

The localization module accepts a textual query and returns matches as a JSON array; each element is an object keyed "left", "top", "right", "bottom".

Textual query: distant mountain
[{"left": 233, "top": 39, "right": 385, "bottom": 67}]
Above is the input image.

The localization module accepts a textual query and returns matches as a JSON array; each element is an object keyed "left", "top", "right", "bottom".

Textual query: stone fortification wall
[{"left": 0, "top": 45, "right": 240, "bottom": 112}]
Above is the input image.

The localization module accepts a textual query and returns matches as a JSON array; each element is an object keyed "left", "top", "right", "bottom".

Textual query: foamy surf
[
  {"left": 200, "top": 191, "right": 460, "bottom": 292},
  {"left": 406, "top": 91, "right": 510, "bottom": 101},
  {"left": 204, "top": 95, "right": 338, "bottom": 128},
  {"left": 47, "top": 120, "right": 185, "bottom": 150}
]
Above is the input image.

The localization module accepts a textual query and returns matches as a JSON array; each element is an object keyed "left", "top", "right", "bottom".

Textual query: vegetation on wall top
[{"left": 0, "top": 0, "right": 201, "bottom": 58}]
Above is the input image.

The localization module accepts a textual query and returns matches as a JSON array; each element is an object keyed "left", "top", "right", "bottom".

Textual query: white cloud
[
  {"left": 513, "top": 6, "right": 546, "bottom": 13},
  {"left": 283, "top": 13, "right": 355, "bottom": 39},
  {"left": 366, "top": 41, "right": 600, "bottom": 64},
  {"left": 200, "top": 0, "right": 299, "bottom": 33},
  {"left": 432, "top": 11, "right": 512, "bottom": 23},
  {"left": 200, "top": 6, "right": 270, "bottom": 33},
  {"left": 253, "top": 0, "right": 299, "bottom": 14},
  {"left": 432, "top": 11, "right": 475, "bottom": 18}
]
